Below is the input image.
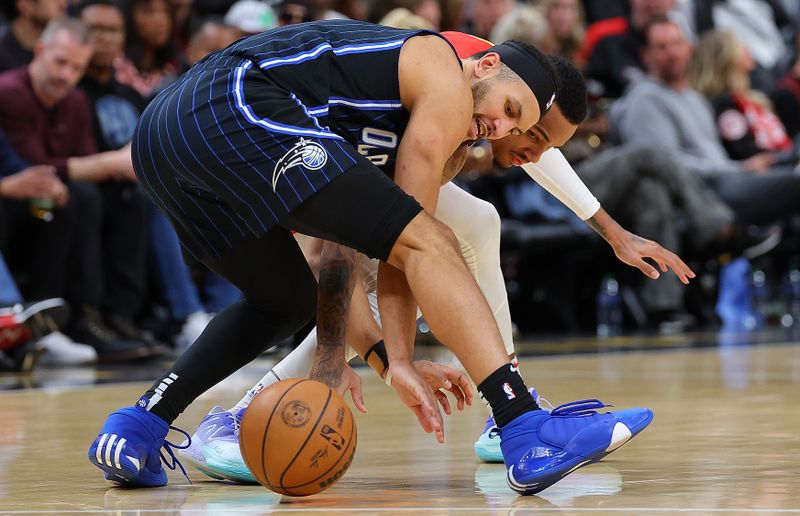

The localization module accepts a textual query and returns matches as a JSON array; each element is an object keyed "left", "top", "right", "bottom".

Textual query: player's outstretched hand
[
  {"left": 337, "top": 363, "right": 368, "bottom": 414},
  {"left": 413, "top": 360, "right": 473, "bottom": 415},
  {"left": 387, "top": 360, "right": 445, "bottom": 444},
  {"left": 611, "top": 229, "right": 696, "bottom": 284}
]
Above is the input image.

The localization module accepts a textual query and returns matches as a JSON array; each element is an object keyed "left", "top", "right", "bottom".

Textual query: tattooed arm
[
  {"left": 586, "top": 208, "right": 695, "bottom": 284},
  {"left": 309, "top": 240, "right": 358, "bottom": 389}
]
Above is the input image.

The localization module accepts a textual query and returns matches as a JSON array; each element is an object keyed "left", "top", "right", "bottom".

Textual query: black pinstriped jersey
[{"left": 206, "top": 19, "right": 457, "bottom": 177}]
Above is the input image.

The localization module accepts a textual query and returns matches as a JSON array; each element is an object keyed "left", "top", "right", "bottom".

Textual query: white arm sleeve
[{"left": 520, "top": 148, "right": 601, "bottom": 220}]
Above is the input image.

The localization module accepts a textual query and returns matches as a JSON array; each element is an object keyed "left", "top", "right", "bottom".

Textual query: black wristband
[{"left": 364, "top": 339, "right": 389, "bottom": 375}]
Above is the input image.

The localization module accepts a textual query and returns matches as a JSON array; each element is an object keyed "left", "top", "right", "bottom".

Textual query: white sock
[{"left": 229, "top": 328, "right": 319, "bottom": 413}]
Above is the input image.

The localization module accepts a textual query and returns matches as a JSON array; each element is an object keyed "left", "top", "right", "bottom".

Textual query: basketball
[{"left": 239, "top": 378, "right": 357, "bottom": 496}]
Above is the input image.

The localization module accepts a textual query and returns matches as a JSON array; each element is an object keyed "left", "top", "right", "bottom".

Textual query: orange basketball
[{"left": 239, "top": 378, "right": 357, "bottom": 496}]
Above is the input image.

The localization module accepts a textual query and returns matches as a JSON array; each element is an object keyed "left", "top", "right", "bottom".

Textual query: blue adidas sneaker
[
  {"left": 179, "top": 406, "right": 257, "bottom": 484},
  {"left": 500, "top": 400, "right": 653, "bottom": 495},
  {"left": 88, "top": 403, "right": 190, "bottom": 487},
  {"left": 474, "top": 387, "right": 540, "bottom": 463}
]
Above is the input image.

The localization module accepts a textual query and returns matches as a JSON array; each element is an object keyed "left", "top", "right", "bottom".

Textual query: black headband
[{"left": 487, "top": 41, "right": 556, "bottom": 118}]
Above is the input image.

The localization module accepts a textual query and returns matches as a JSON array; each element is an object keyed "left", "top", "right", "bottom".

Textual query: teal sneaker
[
  {"left": 474, "top": 388, "right": 539, "bottom": 463},
  {"left": 179, "top": 406, "right": 257, "bottom": 484}
]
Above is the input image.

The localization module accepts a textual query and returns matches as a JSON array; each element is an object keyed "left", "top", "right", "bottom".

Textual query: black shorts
[
  {"left": 133, "top": 56, "right": 421, "bottom": 262},
  {"left": 280, "top": 163, "right": 422, "bottom": 261}
]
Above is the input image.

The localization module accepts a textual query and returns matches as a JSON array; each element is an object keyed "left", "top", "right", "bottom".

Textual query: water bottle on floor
[{"left": 596, "top": 274, "right": 622, "bottom": 337}]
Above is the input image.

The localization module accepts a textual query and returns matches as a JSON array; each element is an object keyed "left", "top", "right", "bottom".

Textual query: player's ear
[{"left": 474, "top": 52, "right": 502, "bottom": 78}]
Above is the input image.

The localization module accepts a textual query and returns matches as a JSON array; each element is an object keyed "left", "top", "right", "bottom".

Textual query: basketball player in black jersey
[{"left": 89, "top": 20, "right": 625, "bottom": 495}]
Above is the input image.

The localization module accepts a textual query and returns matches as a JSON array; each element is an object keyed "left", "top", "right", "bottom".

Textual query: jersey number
[{"left": 357, "top": 127, "right": 398, "bottom": 166}]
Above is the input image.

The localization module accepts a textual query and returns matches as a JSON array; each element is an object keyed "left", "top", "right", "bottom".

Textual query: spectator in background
[
  {"left": 274, "top": 0, "right": 312, "bottom": 25},
  {"left": 79, "top": 2, "right": 240, "bottom": 349},
  {"left": 379, "top": 7, "right": 434, "bottom": 29},
  {"left": 490, "top": 5, "right": 549, "bottom": 48},
  {"left": 541, "top": 0, "right": 585, "bottom": 66},
  {"left": 186, "top": 17, "right": 239, "bottom": 61},
  {"left": 223, "top": 0, "right": 276, "bottom": 36},
  {"left": 470, "top": 0, "right": 514, "bottom": 40},
  {"left": 115, "top": 0, "right": 179, "bottom": 99},
  {"left": 172, "top": 0, "right": 195, "bottom": 52},
  {"left": 0, "top": 0, "right": 67, "bottom": 72},
  {"left": 331, "top": 0, "right": 368, "bottom": 20},
  {"left": 0, "top": 126, "right": 97, "bottom": 366},
  {"left": 772, "top": 29, "right": 800, "bottom": 139},
  {"left": 692, "top": 0, "right": 791, "bottom": 90},
  {"left": 584, "top": 0, "right": 685, "bottom": 99},
  {"left": 689, "top": 30, "right": 794, "bottom": 166},
  {"left": 491, "top": 57, "right": 765, "bottom": 332},
  {"left": 580, "top": 0, "right": 628, "bottom": 25},
  {"left": 440, "top": 0, "right": 465, "bottom": 31},
  {"left": 78, "top": 0, "right": 171, "bottom": 351},
  {"left": 610, "top": 17, "right": 800, "bottom": 228},
  {"left": 0, "top": 18, "right": 158, "bottom": 361},
  {"left": 370, "top": 0, "right": 440, "bottom": 29}
]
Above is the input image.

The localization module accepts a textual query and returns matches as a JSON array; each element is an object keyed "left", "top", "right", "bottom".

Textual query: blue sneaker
[
  {"left": 88, "top": 403, "right": 190, "bottom": 487},
  {"left": 474, "top": 388, "right": 540, "bottom": 463},
  {"left": 179, "top": 406, "right": 257, "bottom": 484},
  {"left": 500, "top": 399, "right": 652, "bottom": 495}
]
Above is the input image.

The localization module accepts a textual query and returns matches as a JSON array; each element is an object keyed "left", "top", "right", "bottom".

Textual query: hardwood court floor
[{"left": 1, "top": 341, "right": 799, "bottom": 514}]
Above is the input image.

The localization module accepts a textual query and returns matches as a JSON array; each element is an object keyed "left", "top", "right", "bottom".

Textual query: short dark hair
[
  {"left": 548, "top": 55, "right": 587, "bottom": 124},
  {"left": 642, "top": 15, "right": 679, "bottom": 48}
]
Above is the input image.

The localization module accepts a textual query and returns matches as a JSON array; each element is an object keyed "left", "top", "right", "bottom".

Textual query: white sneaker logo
[
  {"left": 95, "top": 434, "right": 139, "bottom": 471},
  {"left": 605, "top": 422, "right": 632, "bottom": 452}
]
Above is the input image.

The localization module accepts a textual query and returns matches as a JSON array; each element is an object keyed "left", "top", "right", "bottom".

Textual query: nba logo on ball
[{"left": 239, "top": 378, "right": 357, "bottom": 497}]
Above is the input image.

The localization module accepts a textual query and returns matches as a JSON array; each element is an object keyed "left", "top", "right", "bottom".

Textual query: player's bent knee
[
  {"left": 387, "top": 212, "right": 460, "bottom": 270},
  {"left": 467, "top": 199, "right": 501, "bottom": 250}
]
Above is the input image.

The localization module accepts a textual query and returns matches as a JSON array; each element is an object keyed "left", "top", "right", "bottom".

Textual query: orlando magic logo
[{"left": 272, "top": 138, "right": 328, "bottom": 191}]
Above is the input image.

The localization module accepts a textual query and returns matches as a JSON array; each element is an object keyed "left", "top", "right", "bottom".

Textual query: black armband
[{"left": 364, "top": 339, "right": 389, "bottom": 377}]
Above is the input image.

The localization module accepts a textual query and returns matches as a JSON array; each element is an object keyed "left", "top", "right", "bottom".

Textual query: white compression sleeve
[
  {"left": 435, "top": 183, "right": 515, "bottom": 355},
  {"left": 230, "top": 331, "right": 320, "bottom": 412},
  {"left": 521, "top": 148, "right": 600, "bottom": 220}
]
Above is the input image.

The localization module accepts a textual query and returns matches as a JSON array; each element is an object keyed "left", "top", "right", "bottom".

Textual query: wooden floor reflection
[{"left": 1, "top": 341, "right": 799, "bottom": 514}]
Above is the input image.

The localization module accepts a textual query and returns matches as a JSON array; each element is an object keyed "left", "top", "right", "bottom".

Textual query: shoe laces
[
  {"left": 159, "top": 426, "right": 193, "bottom": 484},
  {"left": 550, "top": 399, "right": 613, "bottom": 417},
  {"left": 83, "top": 307, "right": 119, "bottom": 342}
]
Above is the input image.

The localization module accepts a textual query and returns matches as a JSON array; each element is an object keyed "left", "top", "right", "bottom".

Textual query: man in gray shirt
[{"left": 611, "top": 16, "right": 800, "bottom": 226}]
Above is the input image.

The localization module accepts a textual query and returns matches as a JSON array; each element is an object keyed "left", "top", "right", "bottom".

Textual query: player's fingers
[
  {"left": 431, "top": 406, "right": 445, "bottom": 444},
  {"left": 443, "top": 378, "right": 466, "bottom": 411},
  {"left": 435, "top": 389, "right": 452, "bottom": 415},
  {"left": 410, "top": 405, "right": 434, "bottom": 433},
  {"left": 632, "top": 256, "right": 660, "bottom": 279},
  {"left": 654, "top": 253, "right": 694, "bottom": 284},
  {"left": 458, "top": 374, "right": 474, "bottom": 406},
  {"left": 349, "top": 381, "right": 368, "bottom": 414},
  {"left": 424, "top": 392, "right": 444, "bottom": 443},
  {"left": 454, "top": 386, "right": 466, "bottom": 411}
]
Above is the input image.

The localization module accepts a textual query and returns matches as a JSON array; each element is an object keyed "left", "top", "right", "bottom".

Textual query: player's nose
[
  {"left": 524, "top": 148, "right": 544, "bottom": 164},
  {"left": 491, "top": 118, "right": 517, "bottom": 139}
]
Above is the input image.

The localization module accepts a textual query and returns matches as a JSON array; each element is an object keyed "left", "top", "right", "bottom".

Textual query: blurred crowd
[{"left": 0, "top": 0, "right": 799, "bottom": 371}]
